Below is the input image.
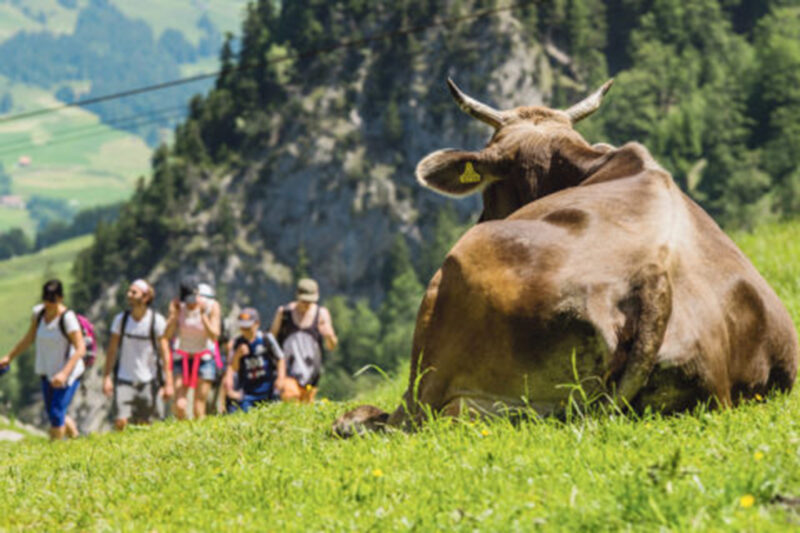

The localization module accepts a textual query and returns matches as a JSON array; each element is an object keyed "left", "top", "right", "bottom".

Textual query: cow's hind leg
[{"left": 614, "top": 264, "right": 672, "bottom": 403}]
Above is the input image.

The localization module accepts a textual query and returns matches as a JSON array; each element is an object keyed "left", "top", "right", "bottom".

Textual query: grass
[{"left": 2, "top": 222, "right": 800, "bottom": 530}]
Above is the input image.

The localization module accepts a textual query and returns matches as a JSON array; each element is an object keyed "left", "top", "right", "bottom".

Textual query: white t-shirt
[
  {"left": 111, "top": 309, "right": 167, "bottom": 384},
  {"left": 33, "top": 304, "right": 84, "bottom": 386}
]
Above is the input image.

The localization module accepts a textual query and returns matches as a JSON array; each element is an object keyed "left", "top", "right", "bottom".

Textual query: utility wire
[
  {"left": 0, "top": 113, "right": 185, "bottom": 157},
  {"left": 0, "top": 1, "right": 533, "bottom": 125},
  {"left": 0, "top": 105, "right": 187, "bottom": 153}
]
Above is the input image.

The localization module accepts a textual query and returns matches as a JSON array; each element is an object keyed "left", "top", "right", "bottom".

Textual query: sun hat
[{"left": 296, "top": 278, "right": 319, "bottom": 303}]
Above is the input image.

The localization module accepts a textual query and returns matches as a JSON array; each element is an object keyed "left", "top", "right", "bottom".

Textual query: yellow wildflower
[
  {"left": 481, "top": 429, "right": 490, "bottom": 437},
  {"left": 739, "top": 494, "right": 755, "bottom": 508},
  {"left": 754, "top": 393, "right": 764, "bottom": 402},
  {"left": 372, "top": 468, "right": 383, "bottom": 478},
  {"left": 754, "top": 451, "right": 764, "bottom": 461}
]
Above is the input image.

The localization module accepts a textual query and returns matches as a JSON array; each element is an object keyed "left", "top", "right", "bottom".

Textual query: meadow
[
  {"left": 0, "top": 222, "right": 799, "bottom": 530},
  {"left": 0, "top": 76, "right": 152, "bottom": 233}
]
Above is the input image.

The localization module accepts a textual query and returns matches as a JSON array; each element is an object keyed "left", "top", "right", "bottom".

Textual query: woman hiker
[
  {"left": 165, "top": 276, "right": 221, "bottom": 420},
  {"left": 0, "top": 279, "right": 86, "bottom": 440}
]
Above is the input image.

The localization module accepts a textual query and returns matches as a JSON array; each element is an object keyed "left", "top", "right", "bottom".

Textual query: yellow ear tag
[{"left": 459, "top": 161, "right": 481, "bottom": 184}]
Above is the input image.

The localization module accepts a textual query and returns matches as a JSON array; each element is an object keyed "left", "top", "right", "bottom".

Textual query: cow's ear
[{"left": 415, "top": 149, "right": 498, "bottom": 197}]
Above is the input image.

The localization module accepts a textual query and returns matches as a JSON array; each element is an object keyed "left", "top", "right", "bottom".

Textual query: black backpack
[{"left": 114, "top": 310, "right": 162, "bottom": 386}]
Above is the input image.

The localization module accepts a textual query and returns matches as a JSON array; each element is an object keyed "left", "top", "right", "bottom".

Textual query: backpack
[
  {"left": 114, "top": 309, "right": 162, "bottom": 386},
  {"left": 37, "top": 308, "right": 97, "bottom": 368},
  {"left": 278, "top": 307, "right": 324, "bottom": 388}
]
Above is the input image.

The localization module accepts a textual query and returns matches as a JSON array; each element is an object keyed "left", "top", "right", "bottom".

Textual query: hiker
[
  {"left": 199, "top": 282, "right": 227, "bottom": 415},
  {"left": 227, "top": 308, "right": 284, "bottom": 413},
  {"left": 165, "top": 276, "right": 221, "bottom": 420},
  {"left": 216, "top": 314, "right": 237, "bottom": 414},
  {"left": 269, "top": 278, "right": 337, "bottom": 403},
  {"left": 0, "top": 279, "right": 86, "bottom": 440},
  {"left": 102, "top": 280, "right": 174, "bottom": 430}
]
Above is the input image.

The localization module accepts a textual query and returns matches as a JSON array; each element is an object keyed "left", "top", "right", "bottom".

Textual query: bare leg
[
  {"left": 194, "top": 380, "right": 211, "bottom": 420},
  {"left": 173, "top": 374, "right": 189, "bottom": 420},
  {"left": 64, "top": 416, "right": 79, "bottom": 438},
  {"left": 49, "top": 426, "right": 65, "bottom": 440}
]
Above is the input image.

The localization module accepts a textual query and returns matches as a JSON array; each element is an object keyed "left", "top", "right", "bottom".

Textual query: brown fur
[{"left": 333, "top": 93, "right": 799, "bottom": 437}]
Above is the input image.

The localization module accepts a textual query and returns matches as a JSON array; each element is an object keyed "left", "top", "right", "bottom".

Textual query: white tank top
[{"left": 175, "top": 302, "right": 212, "bottom": 354}]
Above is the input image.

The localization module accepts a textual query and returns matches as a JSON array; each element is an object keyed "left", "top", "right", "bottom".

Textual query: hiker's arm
[
  {"left": 159, "top": 336, "right": 174, "bottom": 398},
  {"left": 52, "top": 329, "right": 85, "bottom": 388},
  {"left": 268, "top": 307, "right": 283, "bottom": 338},
  {"left": 102, "top": 332, "right": 121, "bottom": 397},
  {"left": 200, "top": 300, "right": 220, "bottom": 340},
  {"left": 224, "top": 362, "right": 242, "bottom": 400},
  {"left": 275, "top": 357, "right": 287, "bottom": 388},
  {"left": 1, "top": 316, "right": 37, "bottom": 367},
  {"left": 164, "top": 299, "right": 179, "bottom": 340},
  {"left": 319, "top": 307, "right": 338, "bottom": 351}
]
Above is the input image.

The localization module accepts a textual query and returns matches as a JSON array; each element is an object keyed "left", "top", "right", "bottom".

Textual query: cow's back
[{"left": 438, "top": 167, "right": 798, "bottom": 411}]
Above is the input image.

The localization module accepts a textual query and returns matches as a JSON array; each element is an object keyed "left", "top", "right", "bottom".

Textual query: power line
[
  {"left": 0, "top": 1, "right": 533, "bottom": 125},
  {"left": 0, "top": 113, "right": 185, "bottom": 157},
  {"left": 0, "top": 35, "right": 494, "bottom": 157},
  {"left": 0, "top": 105, "right": 187, "bottom": 153}
]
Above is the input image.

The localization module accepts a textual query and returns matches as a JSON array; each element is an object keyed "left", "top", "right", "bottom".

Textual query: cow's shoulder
[{"left": 581, "top": 142, "right": 671, "bottom": 188}]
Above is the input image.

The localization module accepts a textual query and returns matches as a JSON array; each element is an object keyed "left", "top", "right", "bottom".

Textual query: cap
[
  {"left": 238, "top": 308, "right": 260, "bottom": 328},
  {"left": 296, "top": 278, "right": 319, "bottom": 303},
  {"left": 198, "top": 283, "right": 215, "bottom": 299},
  {"left": 42, "top": 279, "right": 63, "bottom": 302},
  {"left": 179, "top": 277, "right": 199, "bottom": 304}
]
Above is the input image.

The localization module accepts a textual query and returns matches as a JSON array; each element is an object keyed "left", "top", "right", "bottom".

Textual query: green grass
[
  {"left": 0, "top": 207, "right": 34, "bottom": 235},
  {"left": 3, "top": 222, "right": 800, "bottom": 530}
]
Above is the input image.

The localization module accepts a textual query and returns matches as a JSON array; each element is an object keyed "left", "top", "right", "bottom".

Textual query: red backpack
[{"left": 37, "top": 308, "right": 98, "bottom": 368}]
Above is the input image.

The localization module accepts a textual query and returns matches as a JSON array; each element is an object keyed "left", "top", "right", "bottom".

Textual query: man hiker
[
  {"left": 269, "top": 278, "right": 338, "bottom": 403},
  {"left": 103, "top": 279, "right": 174, "bottom": 430},
  {"left": 227, "top": 308, "right": 284, "bottom": 413}
]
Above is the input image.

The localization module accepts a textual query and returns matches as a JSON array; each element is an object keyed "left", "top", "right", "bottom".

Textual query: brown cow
[{"left": 333, "top": 78, "right": 798, "bottom": 437}]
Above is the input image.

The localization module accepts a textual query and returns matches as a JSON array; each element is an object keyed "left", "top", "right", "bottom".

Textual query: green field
[
  {"left": 0, "top": 77, "right": 153, "bottom": 233},
  {"left": 0, "top": 1, "right": 248, "bottom": 46},
  {"left": 1, "top": 223, "right": 800, "bottom": 530}
]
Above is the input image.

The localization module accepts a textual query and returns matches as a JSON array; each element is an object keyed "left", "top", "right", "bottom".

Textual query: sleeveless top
[
  {"left": 277, "top": 305, "right": 322, "bottom": 346},
  {"left": 234, "top": 331, "right": 276, "bottom": 396},
  {"left": 277, "top": 305, "right": 324, "bottom": 387},
  {"left": 175, "top": 303, "right": 212, "bottom": 356}
]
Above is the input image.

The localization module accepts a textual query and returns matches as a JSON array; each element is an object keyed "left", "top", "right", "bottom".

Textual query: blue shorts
[
  {"left": 173, "top": 356, "right": 217, "bottom": 384},
  {"left": 227, "top": 392, "right": 272, "bottom": 414},
  {"left": 41, "top": 377, "right": 80, "bottom": 428}
]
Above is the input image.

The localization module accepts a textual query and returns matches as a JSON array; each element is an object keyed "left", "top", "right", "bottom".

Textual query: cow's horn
[
  {"left": 447, "top": 78, "right": 506, "bottom": 129},
  {"left": 565, "top": 79, "right": 614, "bottom": 123}
]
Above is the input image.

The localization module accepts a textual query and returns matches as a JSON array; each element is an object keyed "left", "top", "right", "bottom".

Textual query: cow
[{"left": 333, "top": 78, "right": 799, "bottom": 437}]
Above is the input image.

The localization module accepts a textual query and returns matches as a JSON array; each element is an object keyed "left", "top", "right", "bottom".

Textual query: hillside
[
  {"left": 4, "top": 214, "right": 800, "bottom": 532},
  {"left": 5, "top": 218, "right": 800, "bottom": 529},
  {"left": 0, "top": 0, "right": 248, "bottom": 234}
]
